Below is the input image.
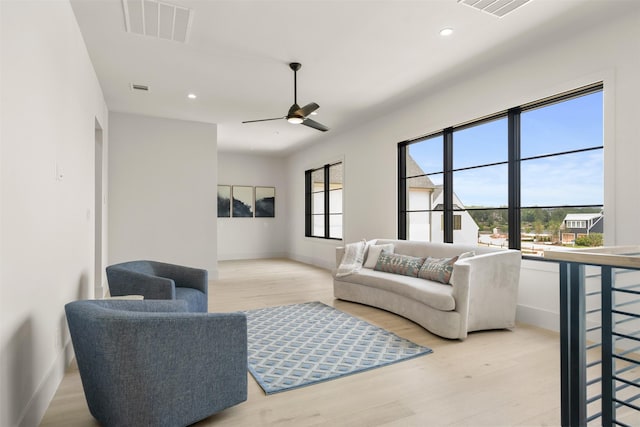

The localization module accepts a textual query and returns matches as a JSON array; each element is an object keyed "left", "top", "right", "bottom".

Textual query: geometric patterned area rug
[{"left": 243, "top": 301, "right": 433, "bottom": 394}]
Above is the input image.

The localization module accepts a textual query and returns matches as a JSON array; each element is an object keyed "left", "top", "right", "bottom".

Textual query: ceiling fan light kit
[{"left": 242, "top": 62, "right": 329, "bottom": 132}]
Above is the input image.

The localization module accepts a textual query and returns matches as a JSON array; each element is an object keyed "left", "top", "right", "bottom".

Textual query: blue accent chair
[
  {"left": 106, "top": 260, "right": 208, "bottom": 312},
  {"left": 65, "top": 299, "right": 247, "bottom": 427}
]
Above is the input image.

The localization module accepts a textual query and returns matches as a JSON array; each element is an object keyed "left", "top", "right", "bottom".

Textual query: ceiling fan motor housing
[
  {"left": 287, "top": 103, "right": 304, "bottom": 123},
  {"left": 241, "top": 62, "right": 329, "bottom": 131}
]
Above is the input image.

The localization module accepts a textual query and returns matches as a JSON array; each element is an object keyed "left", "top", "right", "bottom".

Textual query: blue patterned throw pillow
[
  {"left": 418, "top": 256, "right": 459, "bottom": 284},
  {"left": 374, "top": 253, "right": 425, "bottom": 277}
]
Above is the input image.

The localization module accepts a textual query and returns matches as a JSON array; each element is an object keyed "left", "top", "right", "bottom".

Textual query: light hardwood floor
[{"left": 41, "top": 259, "right": 561, "bottom": 426}]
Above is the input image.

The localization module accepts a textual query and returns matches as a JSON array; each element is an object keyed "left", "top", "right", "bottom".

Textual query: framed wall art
[
  {"left": 232, "top": 186, "right": 254, "bottom": 217},
  {"left": 255, "top": 186, "right": 275, "bottom": 218},
  {"left": 217, "top": 185, "right": 231, "bottom": 217}
]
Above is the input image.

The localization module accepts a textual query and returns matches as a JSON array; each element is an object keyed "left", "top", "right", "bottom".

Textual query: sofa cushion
[
  {"left": 418, "top": 256, "right": 458, "bottom": 284},
  {"left": 340, "top": 268, "right": 456, "bottom": 311},
  {"left": 363, "top": 244, "right": 394, "bottom": 269},
  {"left": 374, "top": 252, "right": 425, "bottom": 277}
]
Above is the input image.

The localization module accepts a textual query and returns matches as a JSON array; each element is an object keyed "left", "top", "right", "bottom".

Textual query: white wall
[
  {"left": 217, "top": 152, "right": 288, "bottom": 260},
  {"left": 0, "top": 2, "right": 108, "bottom": 426},
  {"left": 108, "top": 112, "right": 218, "bottom": 275},
  {"left": 286, "top": 5, "right": 640, "bottom": 330}
]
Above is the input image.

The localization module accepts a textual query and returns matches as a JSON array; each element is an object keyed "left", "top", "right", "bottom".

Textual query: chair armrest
[
  {"left": 86, "top": 299, "right": 189, "bottom": 313},
  {"left": 152, "top": 261, "right": 208, "bottom": 295},
  {"left": 106, "top": 266, "right": 175, "bottom": 299}
]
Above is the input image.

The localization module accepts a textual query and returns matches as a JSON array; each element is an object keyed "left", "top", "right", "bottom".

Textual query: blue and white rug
[{"left": 244, "top": 301, "right": 433, "bottom": 394}]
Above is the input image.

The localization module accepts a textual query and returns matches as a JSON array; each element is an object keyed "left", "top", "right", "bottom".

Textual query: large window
[
  {"left": 305, "top": 162, "right": 343, "bottom": 239},
  {"left": 399, "top": 84, "right": 603, "bottom": 257}
]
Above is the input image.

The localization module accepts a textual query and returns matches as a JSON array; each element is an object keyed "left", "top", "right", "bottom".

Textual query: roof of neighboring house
[
  {"left": 563, "top": 213, "right": 603, "bottom": 221},
  {"left": 406, "top": 155, "right": 435, "bottom": 189},
  {"left": 432, "top": 204, "right": 464, "bottom": 211},
  {"left": 432, "top": 187, "right": 443, "bottom": 201}
]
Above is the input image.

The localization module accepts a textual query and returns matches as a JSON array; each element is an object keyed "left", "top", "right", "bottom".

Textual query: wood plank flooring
[{"left": 41, "top": 258, "right": 561, "bottom": 426}]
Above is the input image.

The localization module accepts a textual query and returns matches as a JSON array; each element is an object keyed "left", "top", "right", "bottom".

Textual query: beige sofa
[{"left": 333, "top": 239, "right": 521, "bottom": 340}]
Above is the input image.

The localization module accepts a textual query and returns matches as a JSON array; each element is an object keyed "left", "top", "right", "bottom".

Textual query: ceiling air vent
[
  {"left": 122, "top": 0, "right": 193, "bottom": 43},
  {"left": 458, "top": 0, "right": 531, "bottom": 18},
  {"left": 130, "top": 83, "right": 150, "bottom": 92}
]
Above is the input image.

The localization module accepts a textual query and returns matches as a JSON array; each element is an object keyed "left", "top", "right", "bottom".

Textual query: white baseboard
[
  {"left": 217, "top": 252, "right": 289, "bottom": 262},
  {"left": 516, "top": 304, "right": 560, "bottom": 332},
  {"left": 18, "top": 341, "right": 74, "bottom": 427},
  {"left": 287, "top": 253, "right": 334, "bottom": 271},
  {"left": 516, "top": 304, "right": 640, "bottom": 353}
]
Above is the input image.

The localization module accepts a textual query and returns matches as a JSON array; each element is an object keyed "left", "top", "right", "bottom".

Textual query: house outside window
[
  {"left": 561, "top": 212, "right": 604, "bottom": 245},
  {"left": 441, "top": 215, "right": 462, "bottom": 231},
  {"left": 402, "top": 135, "right": 479, "bottom": 244},
  {"left": 398, "top": 83, "right": 603, "bottom": 257},
  {"left": 305, "top": 162, "right": 343, "bottom": 239}
]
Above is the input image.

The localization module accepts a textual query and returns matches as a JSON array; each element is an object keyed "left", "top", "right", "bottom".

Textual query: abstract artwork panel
[
  {"left": 217, "top": 185, "right": 231, "bottom": 217},
  {"left": 255, "top": 186, "right": 275, "bottom": 218},
  {"left": 232, "top": 186, "right": 254, "bottom": 217}
]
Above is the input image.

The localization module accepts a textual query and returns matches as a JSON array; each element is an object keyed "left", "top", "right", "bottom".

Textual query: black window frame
[
  {"left": 305, "top": 162, "right": 343, "bottom": 240},
  {"left": 398, "top": 83, "right": 604, "bottom": 259}
]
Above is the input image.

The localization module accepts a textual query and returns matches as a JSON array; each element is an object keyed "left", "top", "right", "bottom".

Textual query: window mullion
[
  {"left": 305, "top": 171, "right": 312, "bottom": 237},
  {"left": 324, "top": 164, "right": 330, "bottom": 239},
  {"left": 398, "top": 144, "right": 407, "bottom": 239},
  {"left": 508, "top": 108, "right": 521, "bottom": 250},
  {"left": 443, "top": 128, "right": 454, "bottom": 243}
]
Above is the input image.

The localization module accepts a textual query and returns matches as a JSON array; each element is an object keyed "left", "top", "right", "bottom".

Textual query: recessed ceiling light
[
  {"left": 440, "top": 28, "right": 454, "bottom": 36},
  {"left": 187, "top": 93, "right": 197, "bottom": 99}
]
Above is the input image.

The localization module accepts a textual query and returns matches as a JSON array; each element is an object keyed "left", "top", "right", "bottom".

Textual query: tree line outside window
[{"left": 398, "top": 83, "right": 604, "bottom": 257}]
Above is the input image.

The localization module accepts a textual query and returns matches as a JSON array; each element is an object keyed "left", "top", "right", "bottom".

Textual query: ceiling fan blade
[
  {"left": 301, "top": 118, "right": 329, "bottom": 132},
  {"left": 295, "top": 102, "right": 319, "bottom": 118},
  {"left": 242, "top": 117, "right": 284, "bottom": 124}
]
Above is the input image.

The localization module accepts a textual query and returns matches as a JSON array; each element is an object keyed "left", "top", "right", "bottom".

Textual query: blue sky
[{"left": 408, "top": 91, "right": 603, "bottom": 207}]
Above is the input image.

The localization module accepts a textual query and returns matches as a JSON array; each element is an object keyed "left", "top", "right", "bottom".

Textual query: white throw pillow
[
  {"left": 363, "top": 244, "right": 395, "bottom": 269},
  {"left": 449, "top": 251, "right": 476, "bottom": 284}
]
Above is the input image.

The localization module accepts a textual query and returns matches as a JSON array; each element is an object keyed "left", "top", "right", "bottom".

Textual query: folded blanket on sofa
[{"left": 335, "top": 239, "right": 366, "bottom": 277}]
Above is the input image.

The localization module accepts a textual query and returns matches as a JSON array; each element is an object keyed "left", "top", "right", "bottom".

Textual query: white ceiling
[{"left": 69, "top": 0, "right": 612, "bottom": 156}]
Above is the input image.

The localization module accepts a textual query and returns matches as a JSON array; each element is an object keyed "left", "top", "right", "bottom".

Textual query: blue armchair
[
  {"left": 65, "top": 299, "right": 247, "bottom": 427},
  {"left": 106, "top": 260, "right": 208, "bottom": 312}
]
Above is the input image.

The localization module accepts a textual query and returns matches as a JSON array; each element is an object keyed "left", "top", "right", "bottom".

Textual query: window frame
[
  {"left": 305, "top": 161, "right": 343, "bottom": 240},
  {"left": 398, "top": 83, "right": 603, "bottom": 259}
]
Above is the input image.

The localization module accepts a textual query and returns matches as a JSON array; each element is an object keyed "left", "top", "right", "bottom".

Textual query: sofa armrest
[
  {"left": 335, "top": 247, "right": 345, "bottom": 269},
  {"left": 451, "top": 249, "right": 521, "bottom": 337}
]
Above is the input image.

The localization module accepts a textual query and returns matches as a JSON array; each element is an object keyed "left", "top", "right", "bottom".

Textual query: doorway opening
[{"left": 94, "top": 119, "right": 104, "bottom": 298}]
